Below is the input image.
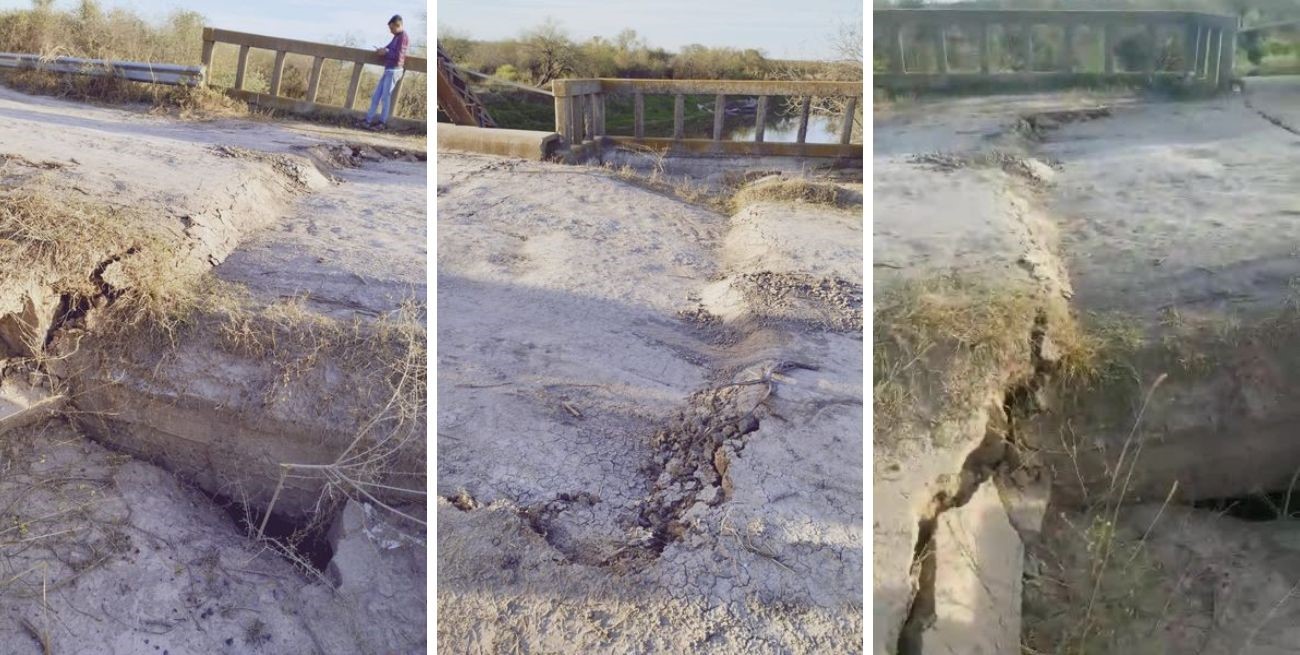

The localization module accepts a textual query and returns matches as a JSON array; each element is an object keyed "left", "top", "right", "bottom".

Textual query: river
[{"left": 724, "top": 113, "right": 843, "bottom": 143}]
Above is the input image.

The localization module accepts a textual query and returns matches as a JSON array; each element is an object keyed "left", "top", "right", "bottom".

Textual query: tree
[
  {"left": 438, "top": 26, "right": 474, "bottom": 63},
  {"left": 78, "top": 0, "right": 102, "bottom": 23},
  {"left": 520, "top": 18, "right": 575, "bottom": 85}
]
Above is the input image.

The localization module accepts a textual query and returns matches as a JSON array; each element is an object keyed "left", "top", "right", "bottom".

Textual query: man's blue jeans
[{"left": 366, "top": 68, "right": 400, "bottom": 125}]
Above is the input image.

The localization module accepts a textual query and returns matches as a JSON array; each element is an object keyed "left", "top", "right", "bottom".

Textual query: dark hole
[
  {"left": 1193, "top": 491, "right": 1300, "bottom": 521},
  {"left": 199, "top": 489, "right": 335, "bottom": 573}
]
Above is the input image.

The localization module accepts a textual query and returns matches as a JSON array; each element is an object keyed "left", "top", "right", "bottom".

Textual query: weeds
[
  {"left": 0, "top": 4, "right": 426, "bottom": 122},
  {"left": 873, "top": 274, "right": 1044, "bottom": 445},
  {"left": 1, "top": 68, "right": 255, "bottom": 120},
  {"left": 107, "top": 286, "right": 430, "bottom": 530},
  {"left": 1022, "top": 374, "right": 1192, "bottom": 655},
  {"left": 600, "top": 146, "right": 729, "bottom": 212},
  {"left": 1022, "top": 289, "right": 1300, "bottom": 652},
  {"left": 2, "top": 180, "right": 425, "bottom": 541},
  {"left": 730, "top": 177, "right": 857, "bottom": 211},
  {"left": 0, "top": 184, "right": 137, "bottom": 298},
  {"left": 600, "top": 148, "right": 858, "bottom": 216}
]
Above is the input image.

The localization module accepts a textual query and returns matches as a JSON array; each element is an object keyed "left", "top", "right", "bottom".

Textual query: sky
[
  {"left": 0, "top": 0, "right": 429, "bottom": 46},
  {"left": 436, "top": 0, "right": 863, "bottom": 60}
]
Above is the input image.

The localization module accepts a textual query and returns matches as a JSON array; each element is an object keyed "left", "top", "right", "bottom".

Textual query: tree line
[
  {"left": 438, "top": 19, "right": 861, "bottom": 86},
  {"left": 0, "top": 1, "right": 430, "bottom": 120}
]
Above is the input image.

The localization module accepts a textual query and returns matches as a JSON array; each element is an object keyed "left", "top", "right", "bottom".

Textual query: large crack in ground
[
  {"left": 896, "top": 321, "right": 1051, "bottom": 655},
  {"left": 1, "top": 143, "right": 425, "bottom": 570},
  {"left": 1243, "top": 87, "right": 1300, "bottom": 137},
  {"left": 891, "top": 106, "right": 1097, "bottom": 653},
  {"left": 499, "top": 359, "right": 822, "bottom": 574}
]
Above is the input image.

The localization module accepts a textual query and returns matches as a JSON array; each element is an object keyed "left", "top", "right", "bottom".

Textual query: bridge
[
  {"left": 2, "top": 28, "right": 431, "bottom": 131},
  {"left": 1239, "top": 19, "right": 1300, "bottom": 36},
  {"left": 551, "top": 78, "right": 861, "bottom": 159},
  {"left": 874, "top": 9, "right": 1240, "bottom": 93},
  {"left": 435, "top": 52, "right": 862, "bottom": 162},
  {"left": 200, "top": 28, "right": 428, "bottom": 131}
]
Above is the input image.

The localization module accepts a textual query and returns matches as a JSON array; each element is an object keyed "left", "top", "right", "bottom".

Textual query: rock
[
  {"left": 325, "top": 500, "right": 426, "bottom": 651},
  {"left": 0, "top": 380, "right": 65, "bottom": 437},
  {"left": 995, "top": 469, "right": 1051, "bottom": 544},
  {"left": 921, "top": 482, "right": 1023, "bottom": 655},
  {"left": 0, "top": 289, "right": 60, "bottom": 359}
]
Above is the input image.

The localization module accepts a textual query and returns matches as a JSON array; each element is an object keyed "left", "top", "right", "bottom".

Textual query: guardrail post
[
  {"left": 979, "top": 22, "right": 991, "bottom": 74},
  {"left": 1144, "top": 24, "right": 1157, "bottom": 75},
  {"left": 553, "top": 82, "right": 571, "bottom": 142},
  {"left": 1211, "top": 27, "right": 1223, "bottom": 88},
  {"left": 891, "top": 23, "right": 905, "bottom": 74},
  {"left": 754, "top": 95, "right": 768, "bottom": 143},
  {"left": 572, "top": 93, "right": 585, "bottom": 142},
  {"left": 269, "top": 50, "right": 286, "bottom": 96},
  {"left": 1062, "top": 23, "right": 1076, "bottom": 73},
  {"left": 1202, "top": 27, "right": 1214, "bottom": 84},
  {"left": 1217, "top": 24, "right": 1235, "bottom": 89},
  {"left": 345, "top": 62, "right": 364, "bottom": 109},
  {"left": 306, "top": 56, "right": 324, "bottom": 103},
  {"left": 200, "top": 35, "right": 215, "bottom": 85},
  {"left": 1023, "top": 24, "right": 1034, "bottom": 71},
  {"left": 1103, "top": 23, "right": 1115, "bottom": 74},
  {"left": 633, "top": 91, "right": 645, "bottom": 139},
  {"left": 839, "top": 97, "right": 857, "bottom": 145},
  {"left": 584, "top": 93, "right": 595, "bottom": 141},
  {"left": 673, "top": 93, "right": 684, "bottom": 140},
  {"left": 712, "top": 93, "right": 725, "bottom": 141},
  {"left": 936, "top": 27, "right": 949, "bottom": 74},
  {"left": 596, "top": 92, "right": 606, "bottom": 138},
  {"left": 234, "top": 45, "right": 250, "bottom": 90},
  {"left": 1185, "top": 23, "right": 1200, "bottom": 77},
  {"left": 797, "top": 96, "right": 811, "bottom": 144}
]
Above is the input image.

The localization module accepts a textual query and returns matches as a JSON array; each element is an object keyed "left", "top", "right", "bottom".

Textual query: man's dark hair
[{"left": 389, "top": 15, "right": 403, "bottom": 25}]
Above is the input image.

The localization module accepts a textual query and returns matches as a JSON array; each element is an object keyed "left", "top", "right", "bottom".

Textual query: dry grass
[
  {"left": 1022, "top": 375, "right": 1193, "bottom": 655},
  {"left": 600, "top": 148, "right": 860, "bottom": 216},
  {"left": 600, "top": 148, "right": 730, "bottom": 212},
  {"left": 1023, "top": 508, "right": 1178, "bottom": 655},
  {"left": 1021, "top": 287, "right": 1300, "bottom": 652},
  {"left": 0, "top": 184, "right": 139, "bottom": 297},
  {"left": 0, "top": 182, "right": 227, "bottom": 357},
  {"left": 110, "top": 284, "right": 429, "bottom": 527},
  {"left": 2, "top": 182, "right": 426, "bottom": 533},
  {"left": 730, "top": 177, "right": 858, "bottom": 211},
  {"left": 0, "top": 3, "right": 427, "bottom": 124},
  {"left": 1, "top": 69, "right": 256, "bottom": 121},
  {"left": 874, "top": 275, "right": 1042, "bottom": 445},
  {"left": 878, "top": 280, "right": 1300, "bottom": 649}
]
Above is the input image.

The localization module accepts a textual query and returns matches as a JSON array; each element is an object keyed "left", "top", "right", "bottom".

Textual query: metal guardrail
[
  {"left": 0, "top": 53, "right": 204, "bottom": 86},
  {"left": 201, "top": 27, "right": 427, "bottom": 130},
  {"left": 552, "top": 78, "right": 862, "bottom": 159},
  {"left": 874, "top": 9, "right": 1238, "bottom": 92},
  {"left": 1238, "top": 19, "right": 1300, "bottom": 36}
]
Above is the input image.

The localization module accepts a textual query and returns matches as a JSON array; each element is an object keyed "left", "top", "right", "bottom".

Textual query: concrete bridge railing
[
  {"left": 200, "top": 27, "right": 427, "bottom": 130},
  {"left": 552, "top": 78, "right": 862, "bottom": 159},
  {"left": 874, "top": 9, "right": 1239, "bottom": 93}
]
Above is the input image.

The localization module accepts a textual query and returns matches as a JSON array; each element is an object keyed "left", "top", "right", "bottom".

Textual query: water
[{"left": 724, "top": 114, "right": 843, "bottom": 143}]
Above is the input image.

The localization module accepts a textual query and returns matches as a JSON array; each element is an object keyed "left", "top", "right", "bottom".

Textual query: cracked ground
[{"left": 435, "top": 153, "right": 864, "bottom": 652}]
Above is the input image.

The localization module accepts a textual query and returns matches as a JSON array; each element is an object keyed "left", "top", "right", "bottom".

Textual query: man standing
[{"left": 363, "top": 14, "right": 410, "bottom": 130}]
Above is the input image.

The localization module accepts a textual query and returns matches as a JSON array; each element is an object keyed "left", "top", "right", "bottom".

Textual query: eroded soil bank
[
  {"left": 874, "top": 77, "right": 1300, "bottom": 654},
  {"left": 0, "top": 86, "right": 426, "bottom": 652},
  {"left": 437, "top": 153, "right": 863, "bottom": 652}
]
